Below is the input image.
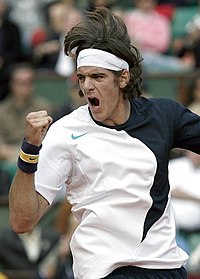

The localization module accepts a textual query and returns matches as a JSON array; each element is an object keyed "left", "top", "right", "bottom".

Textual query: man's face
[
  {"left": 135, "top": 0, "right": 155, "bottom": 12},
  {"left": 11, "top": 68, "right": 34, "bottom": 101},
  {"left": 77, "top": 66, "right": 127, "bottom": 126}
]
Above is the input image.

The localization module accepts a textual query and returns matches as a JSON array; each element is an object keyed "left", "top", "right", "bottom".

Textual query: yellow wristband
[{"left": 19, "top": 149, "right": 39, "bottom": 164}]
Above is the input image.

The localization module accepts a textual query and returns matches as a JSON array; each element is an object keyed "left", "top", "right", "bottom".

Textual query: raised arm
[{"left": 9, "top": 111, "right": 53, "bottom": 233}]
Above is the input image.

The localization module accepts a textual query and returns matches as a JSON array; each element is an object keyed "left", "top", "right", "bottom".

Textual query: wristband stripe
[
  {"left": 17, "top": 138, "right": 42, "bottom": 173},
  {"left": 20, "top": 149, "right": 39, "bottom": 164}
]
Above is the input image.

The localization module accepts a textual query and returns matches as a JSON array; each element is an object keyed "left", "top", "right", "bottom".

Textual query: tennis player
[{"left": 9, "top": 7, "right": 200, "bottom": 279}]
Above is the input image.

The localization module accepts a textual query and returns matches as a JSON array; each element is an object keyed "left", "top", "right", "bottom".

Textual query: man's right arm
[
  {"left": 9, "top": 110, "right": 53, "bottom": 233},
  {"left": 9, "top": 170, "right": 49, "bottom": 233}
]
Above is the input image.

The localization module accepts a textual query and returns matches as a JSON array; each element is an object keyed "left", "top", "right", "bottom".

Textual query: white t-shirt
[{"left": 35, "top": 97, "right": 200, "bottom": 279}]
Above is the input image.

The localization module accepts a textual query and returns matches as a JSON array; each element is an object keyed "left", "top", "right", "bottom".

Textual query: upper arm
[{"left": 37, "top": 191, "right": 51, "bottom": 216}]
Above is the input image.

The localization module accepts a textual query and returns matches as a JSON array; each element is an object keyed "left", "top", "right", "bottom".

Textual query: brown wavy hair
[{"left": 64, "top": 7, "right": 143, "bottom": 100}]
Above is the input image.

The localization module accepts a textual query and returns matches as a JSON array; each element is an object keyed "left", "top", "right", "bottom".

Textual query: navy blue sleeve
[{"left": 172, "top": 100, "right": 200, "bottom": 153}]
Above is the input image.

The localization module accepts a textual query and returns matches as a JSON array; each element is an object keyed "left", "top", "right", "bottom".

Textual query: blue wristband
[{"left": 17, "top": 138, "right": 42, "bottom": 173}]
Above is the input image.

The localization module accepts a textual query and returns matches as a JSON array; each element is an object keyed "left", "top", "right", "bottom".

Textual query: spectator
[
  {"left": 54, "top": 4, "right": 84, "bottom": 77},
  {"left": 87, "top": 0, "right": 117, "bottom": 11},
  {"left": 173, "top": 0, "right": 200, "bottom": 69},
  {"left": 123, "top": 0, "right": 189, "bottom": 72},
  {"left": 124, "top": 0, "right": 171, "bottom": 53},
  {"left": 8, "top": 0, "right": 46, "bottom": 54},
  {"left": 31, "top": 1, "right": 83, "bottom": 75},
  {"left": 169, "top": 150, "right": 200, "bottom": 274},
  {"left": 0, "top": 223, "right": 61, "bottom": 279},
  {"left": 0, "top": 0, "right": 25, "bottom": 101},
  {"left": 187, "top": 76, "right": 200, "bottom": 116},
  {"left": 0, "top": 63, "right": 53, "bottom": 185},
  {"left": 31, "top": 1, "right": 61, "bottom": 71},
  {"left": 169, "top": 150, "right": 200, "bottom": 233}
]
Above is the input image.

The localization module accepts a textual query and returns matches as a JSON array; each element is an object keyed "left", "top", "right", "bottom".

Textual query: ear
[{"left": 119, "top": 70, "right": 130, "bottom": 89}]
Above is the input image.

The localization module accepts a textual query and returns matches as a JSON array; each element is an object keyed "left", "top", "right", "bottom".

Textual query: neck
[
  {"left": 123, "top": 99, "right": 131, "bottom": 123},
  {"left": 103, "top": 99, "right": 131, "bottom": 126}
]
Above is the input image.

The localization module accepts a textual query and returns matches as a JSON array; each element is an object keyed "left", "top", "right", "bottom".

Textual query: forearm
[
  {"left": 9, "top": 110, "right": 53, "bottom": 233},
  {"left": 9, "top": 169, "right": 49, "bottom": 233}
]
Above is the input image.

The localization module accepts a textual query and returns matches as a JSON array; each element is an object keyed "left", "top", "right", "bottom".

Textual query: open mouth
[{"left": 88, "top": 97, "right": 100, "bottom": 108}]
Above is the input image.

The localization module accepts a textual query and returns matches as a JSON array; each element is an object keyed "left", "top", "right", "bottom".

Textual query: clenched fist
[{"left": 25, "top": 110, "right": 53, "bottom": 146}]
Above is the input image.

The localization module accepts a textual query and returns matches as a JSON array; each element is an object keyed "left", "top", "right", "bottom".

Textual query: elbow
[
  {"left": 10, "top": 224, "right": 32, "bottom": 234},
  {"left": 9, "top": 216, "right": 35, "bottom": 234}
]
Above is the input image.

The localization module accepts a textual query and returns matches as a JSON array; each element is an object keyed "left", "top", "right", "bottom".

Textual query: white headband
[{"left": 77, "top": 49, "right": 129, "bottom": 71}]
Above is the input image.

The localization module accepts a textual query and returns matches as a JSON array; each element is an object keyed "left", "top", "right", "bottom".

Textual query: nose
[{"left": 82, "top": 77, "right": 95, "bottom": 93}]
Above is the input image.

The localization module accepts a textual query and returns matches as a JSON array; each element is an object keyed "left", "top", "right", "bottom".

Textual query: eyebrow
[{"left": 77, "top": 72, "right": 106, "bottom": 77}]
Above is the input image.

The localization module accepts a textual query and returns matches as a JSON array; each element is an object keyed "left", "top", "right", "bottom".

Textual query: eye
[
  {"left": 77, "top": 75, "right": 85, "bottom": 82},
  {"left": 92, "top": 74, "right": 105, "bottom": 81}
]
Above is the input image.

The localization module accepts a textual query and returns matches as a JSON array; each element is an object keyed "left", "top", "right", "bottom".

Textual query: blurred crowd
[
  {"left": 1, "top": 0, "right": 200, "bottom": 278},
  {"left": 1, "top": 0, "right": 200, "bottom": 99}
]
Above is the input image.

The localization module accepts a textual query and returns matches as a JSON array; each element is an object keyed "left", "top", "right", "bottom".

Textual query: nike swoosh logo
[
  {"left": 29, "top": 157, "right": 37, "bottom": 161},
  {"left": 71, "top": 132, "right": 88, "bottom": 140}
]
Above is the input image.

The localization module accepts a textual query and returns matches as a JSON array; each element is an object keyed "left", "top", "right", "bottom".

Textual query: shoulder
[
  {"left": 52, "top": 104, "right": 89, "bottom": 124},
  {"left": 132, "top": 96, "right": 182, "bottom": 112},
  {"left": 40, "top": 105, "right": 90, "bottom": 155},
  {"left": 48, "top": 104, "right": 90, "bottom": 135},
  {"left": 0, "top": 97, "right": 12, "bottom": 112},
  {"left": 132, "top": 97, "right": 192, "bottom": 123},
  {"left": 148, "top": 97, "right": 186, "bottom": 111}
]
